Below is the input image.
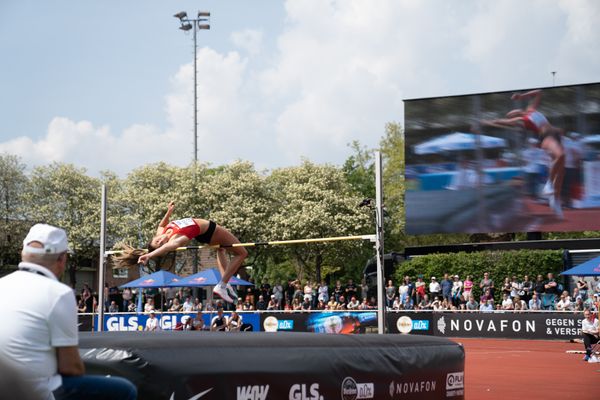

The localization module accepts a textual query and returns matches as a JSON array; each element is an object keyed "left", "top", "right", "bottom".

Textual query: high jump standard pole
[
  {"left": 375, "top": 151, "right": 385, "bottom": 334},
  {"left": 97, "top": 184, "right": 107, "bottom": 332}
]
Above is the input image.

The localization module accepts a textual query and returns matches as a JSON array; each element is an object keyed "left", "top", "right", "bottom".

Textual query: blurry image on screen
[{"left": 404, "top": 82, "right": 600, "bottom": 235}]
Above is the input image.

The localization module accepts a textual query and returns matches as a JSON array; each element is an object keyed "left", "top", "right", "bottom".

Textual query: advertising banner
[
  {"left": 260, "top": 311, "right": 378, "bottom": 333},
  {"left": 430, "top": 312, "right": 584, "bottom": 340},
  {"left": 387, "top": 312, "right": 434, "bottom": 335},
  {"left": 95, "top": 312, "right": 260, "bottom": 332}
]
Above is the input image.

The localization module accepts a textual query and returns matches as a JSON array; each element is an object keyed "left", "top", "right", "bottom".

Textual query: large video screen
[{"left": 404, "top": 82, "right": 600, "bottom": 235}]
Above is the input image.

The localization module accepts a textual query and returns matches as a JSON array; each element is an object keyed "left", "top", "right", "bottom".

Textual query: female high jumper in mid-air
[
  {"left": 114, "top": 201, "right": 247, "bottom": 303},
  {"left": 482, "top": 89, "right": 565, "bottom": 218}
]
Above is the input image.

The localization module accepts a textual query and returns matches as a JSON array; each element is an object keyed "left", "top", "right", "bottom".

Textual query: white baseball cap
[{"left": 22, "top": 223, "right": 69, "bottom": 254}]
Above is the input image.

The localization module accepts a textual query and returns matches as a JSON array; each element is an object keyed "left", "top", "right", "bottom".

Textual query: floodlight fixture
[
  {"left": 198, "top": 11, "right": 210, "bottom": 17},
  {"left": 174, "top": 11, "right": 187, "bottom": 20},
  {"left": 197, "top": 24, "right": 210, "bottom": 30},
  {"left": 180, "top": 23, "right": 193, "bottom": 31}
]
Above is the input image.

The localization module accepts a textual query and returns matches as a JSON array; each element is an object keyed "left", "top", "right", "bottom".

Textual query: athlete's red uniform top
[{"left": 162, "top": 218, "right": 200, "bottom": 240}]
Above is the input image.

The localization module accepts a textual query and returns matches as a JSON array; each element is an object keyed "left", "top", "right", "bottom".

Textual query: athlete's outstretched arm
[
  {"left": 156, "top": 201, "right": 175, "bottom": 233},
  {"left": 138, "top": 235, "right": 188, "bottom": 265},
  {"left": 512, "top": 89, "right": 542, "bottom": 110}
]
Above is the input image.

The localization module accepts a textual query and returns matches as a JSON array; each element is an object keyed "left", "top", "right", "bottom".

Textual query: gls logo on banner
[
  {"left": 237, "top": 385, "right": 269, "bottom": 400},
  {"left": 289, "top": 383, "right": 323, "bottom": 400},
  {"left": 341, "top": 377, "right": 374, "bottom": 400}
]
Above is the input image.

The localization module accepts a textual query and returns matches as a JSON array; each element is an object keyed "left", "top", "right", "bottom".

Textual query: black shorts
[
  {"left": 195, "top": 220, "right": 216, "bottom": 244},
  {"left": 539, "top": 129, "right": 562, "bottom": 145}
]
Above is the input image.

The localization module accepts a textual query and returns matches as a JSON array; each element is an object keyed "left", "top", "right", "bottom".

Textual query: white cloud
[
  {"left": 230, "top": 29, "right": 264, "bottom": 55},
  {"left": 1, "top": 0, "right": 599, "bottom": 176}
]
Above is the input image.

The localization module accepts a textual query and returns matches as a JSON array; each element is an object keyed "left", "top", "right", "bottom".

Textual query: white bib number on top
[{"left": 172, "top": 218, "right": 195, "bottom": 228}]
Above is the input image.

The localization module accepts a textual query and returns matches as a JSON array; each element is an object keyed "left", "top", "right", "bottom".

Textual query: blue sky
[{"left": 1, "top": 0, "right": 599, "bottom": 176}]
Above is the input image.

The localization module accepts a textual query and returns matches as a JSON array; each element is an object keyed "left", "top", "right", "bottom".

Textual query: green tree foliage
[
  {"left": 267, "top": 160, "right": 373, "bottom": 282},
  {"left": 0, "top": 154, "right": 28, "bottom": 267},
  {"left": 24, "top": 163, "right": 101, "bottom": 274},
  {"left": 342, "top": 140, "right": 375, "bottom": 199}
]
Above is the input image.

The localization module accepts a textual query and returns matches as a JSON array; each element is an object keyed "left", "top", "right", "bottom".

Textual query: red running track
[{"left": 453, "top": 338, "right": 600, "bottom": 399}]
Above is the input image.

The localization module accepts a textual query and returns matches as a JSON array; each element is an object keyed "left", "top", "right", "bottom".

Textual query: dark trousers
[
  {"left": 54, "top": 375, "right": 137, "bottom": 400},
  {"left": 583, "top": 333, "right": 599, "bottom": 356}
]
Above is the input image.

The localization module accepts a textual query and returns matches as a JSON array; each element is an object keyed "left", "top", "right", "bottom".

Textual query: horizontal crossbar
[{"left": 104, "top": 234, "right": 376, "bottom": 255}]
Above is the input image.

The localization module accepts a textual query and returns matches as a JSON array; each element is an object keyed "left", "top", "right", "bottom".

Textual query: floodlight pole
[
  {"left": 174, "top": 11, "right": 211, "bottom": 164},
  {"left": 174, "top": 11, "right": 210, "bottom": 282}
]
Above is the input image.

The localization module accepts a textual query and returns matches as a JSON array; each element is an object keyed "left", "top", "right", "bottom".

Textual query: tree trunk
[{"left": 315, "top": 253, "right": 322, "bottom": 283}]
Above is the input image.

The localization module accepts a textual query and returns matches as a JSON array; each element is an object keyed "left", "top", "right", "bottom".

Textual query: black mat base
[{"left": 79, "top": 331, "right": 465, "bottom": 400}]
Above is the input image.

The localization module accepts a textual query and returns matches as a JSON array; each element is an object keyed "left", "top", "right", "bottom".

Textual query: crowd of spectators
[
  {"left": 385, "top": 272, "right": 600, "bottom": 312},
  {"left": 76, "top": 272, "right": 600, "bottom": 314}
]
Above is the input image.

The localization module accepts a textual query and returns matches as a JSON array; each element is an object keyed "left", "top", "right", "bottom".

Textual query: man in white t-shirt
[
  {"left": 144, "top": 311, "right": 161, "bottom": 331},
  {"left": 0, "top": 223, "right": 137, "bottom": 400},
  {"left": 582, "top": 310, "right": 599, "bottom": 362}
]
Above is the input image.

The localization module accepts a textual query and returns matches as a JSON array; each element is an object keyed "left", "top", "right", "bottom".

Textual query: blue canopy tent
[
  {"left": 561, "top": 256, "right": 600, "bottom": 276},
  {"left": 119, "top": 270, "right": 183, "bottom": 313},
  {"left": 170, "top": 268, "right": 254, "bottom": 287},
  {"left": 413, "top": 132, "right": 507, "bottom": 155},
  {"left": 119, "top": 270, "right": 183, "bottom": 288}
]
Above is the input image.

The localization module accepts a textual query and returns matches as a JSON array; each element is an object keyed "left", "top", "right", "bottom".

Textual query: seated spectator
[
  {"left": 210, "top": 308, "right": 228, "bottom": 331},
  {"left": 337, "top": 296, "right": 347, "bottom": 310},
  {"left": 584, "top": 294, "right": 597, "bottom": 311},
  {"left": 191, "top": 298, "right": 202, "bottom": 311},
  {"left": 174, "top": 315, "right": 193, "bottom": 331},
  {"left": 440, "top": 298, "right": 451, "bottom": 310},
  {"left": 242, "top": 298, "right": 255, "bottom": 311},
  {"left": 301, "top": 297, "right": 311, "bottom": 310},
  {"left": 228, "top": 312, "right": 243, "bottom": 331},
  {"left": 169, "top": 297, "right": 183, "bottom": 312},
  {"left": 480, "top": 288, "right": 493, "bottom": 304},
  {"left": 315, "top": 299, "right": 326, "bottom": 310},
  {"left": 192, "top": 312, "right": 206, "bottom": 330},
  {"left": 418, "top": 294, "right": 432, "bottom": 310},
  {"left": 145, "top": 310, "right": 160, "bottom": 331},
  {"left": 556, "top": 291, "right": 572, "bottom": 311},
  {"left": 182, "top": 296, "right": 194, "bottom": 312},
  {"left": 529, "top": 293, "right": 542, "bottom": 310},
  {"left": 392, "top": 296, "right": 401, "bottom": 310},
  {"left": 326, "top": 297, "right": 338, "bottom": 310},
  {"left": 582, "top": 310, "right": 599, "bottom": 362},
  {"left": 501, "top": 293, "right": 514, "bottom": 310},
  {"left": 431, "top": 297, "right": 443, "bottom": 311},
  {"left": 480, "top": 299, "right": 494, "bottom": 313},
  {"left": 267, "top": 295, "right": 278, "bottom": 310},
  {"left": 358, "top": 298, "right": 370, "bottom": 310},
  {"left": 292, "top": 297, "right": 302, "bottom": 311},
  {"left": 108, "top": 301, "right": 119, "bottom": 313},
  {"left": 256, "top": 295, "right": 267, "bottom": 310},
  {"left": 127, "top": 302, "right": 137, "bottom": 312},
  {"left": 347, "top": 296, "right": 360, "bottom": 310},
  {"left": 144, "top": 297, "right": 155, "bottom": 313},
  {"left": 513, "top": 295, "right": 527, "bottom": 310},
  {"left": 465, "top": 295, "right": 479, "bottom": 311},
  {"left": 403, "top": 296, "right": 414, "bottom": 310},
  {"left": 574, "top": 296, "right": 584, "bottom": 311}
]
